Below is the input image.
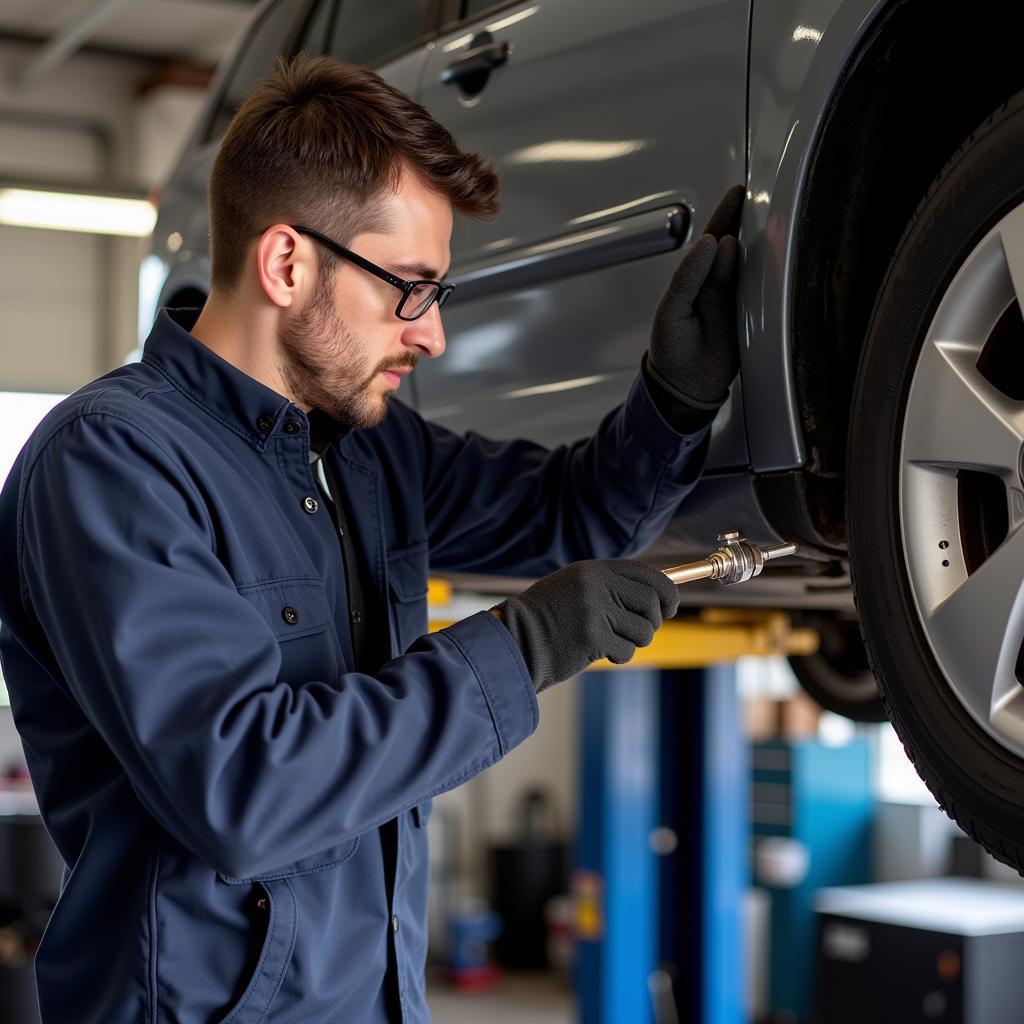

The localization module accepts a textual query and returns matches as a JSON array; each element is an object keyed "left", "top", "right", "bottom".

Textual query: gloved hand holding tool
[
  {"left": 645, "top": 183, "right": 746, "bottom": 415},
  {"left": 495, "top": 533, "right": 798, "bottom": 694},
  {"left": 494, "top": 559, "right": 681, "bottom": 694}
]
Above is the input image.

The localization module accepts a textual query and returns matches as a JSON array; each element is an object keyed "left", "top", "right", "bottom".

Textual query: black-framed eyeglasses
[{"left": 292, "top": 225, "right": 454, "bottom": 322}]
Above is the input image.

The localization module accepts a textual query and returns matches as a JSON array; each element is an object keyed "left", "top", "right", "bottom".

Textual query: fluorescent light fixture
[{"left": 0, "top": 187, "right": 156, "bottom": 237}]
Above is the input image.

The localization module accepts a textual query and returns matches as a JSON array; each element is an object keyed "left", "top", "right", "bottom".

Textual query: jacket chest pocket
[
  {"left": 238, "top": 578, "right": 339, "bottom": 684},
  {"left": 386, "top": 542, "right": 430, "bottom": 656}
]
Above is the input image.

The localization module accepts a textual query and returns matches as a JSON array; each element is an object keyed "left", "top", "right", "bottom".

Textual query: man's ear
[{"left": 255, "top": 225, "right": 313, "bottom": 309}]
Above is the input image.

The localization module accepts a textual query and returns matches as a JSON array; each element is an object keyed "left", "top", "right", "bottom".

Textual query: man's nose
[{"left": 401, "top": 302, "right": 446, "bottom": 358}]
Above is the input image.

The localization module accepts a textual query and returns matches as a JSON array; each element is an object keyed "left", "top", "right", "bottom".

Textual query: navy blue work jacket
[{"left": 0, "top": 308, "right": 712, "bottom": 1023}]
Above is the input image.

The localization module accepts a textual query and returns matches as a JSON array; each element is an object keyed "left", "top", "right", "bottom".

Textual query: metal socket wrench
[{"left": 661, "top": 531, "right": 799, "bottom": 587}]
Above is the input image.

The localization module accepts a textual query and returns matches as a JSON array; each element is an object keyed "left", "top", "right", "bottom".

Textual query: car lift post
[{"left": 573, "top": 613, "right": 818, "bottom": 1024}]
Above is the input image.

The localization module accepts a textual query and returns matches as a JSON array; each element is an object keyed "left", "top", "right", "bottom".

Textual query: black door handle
[{"left": 441, "top": 39, "right": 510, "bottom": 86}]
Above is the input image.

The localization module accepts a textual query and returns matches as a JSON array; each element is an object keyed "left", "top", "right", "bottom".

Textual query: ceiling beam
[
  {"left": 0, "top": 29, "right": 209, "bottom": 67},
  {"left": 16, "top": 0, "right": 135, "bottom": 87}
]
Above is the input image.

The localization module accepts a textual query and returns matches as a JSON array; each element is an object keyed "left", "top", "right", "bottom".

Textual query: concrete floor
[{"left": 427, "top": 970, "right": 574, "bottom": 1023}]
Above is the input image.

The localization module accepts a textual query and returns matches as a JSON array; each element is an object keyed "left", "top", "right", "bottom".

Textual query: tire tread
[{"left": 847, "top": 90, "right": 1024, "bottom": 875}]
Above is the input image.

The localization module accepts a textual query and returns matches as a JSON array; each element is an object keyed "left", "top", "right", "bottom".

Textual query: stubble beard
[{"left": 278, "top": 275, "right": 413, "bottom": 430}]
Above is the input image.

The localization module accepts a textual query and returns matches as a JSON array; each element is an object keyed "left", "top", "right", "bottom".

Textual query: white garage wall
[
  {"left": 475, "top": 676, "right": 579, "bottom": 846},
  {"left": 0, "top": 109, "right": 108, "bottom": 389},
  {"left": 0, "top": 710, "right": 24, "bottom": 777},
  {"left": 0, "top": 40, "right": 206, "bottom": 389},
  {"left": 1, "top": 223, "right": 106, "bottom": 391}
]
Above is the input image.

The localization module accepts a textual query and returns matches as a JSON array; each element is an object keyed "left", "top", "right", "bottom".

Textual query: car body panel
[
  {"left": 146, "top": 0, "right": 900, "bottom": 589},
  {"left": 742, "top": 0, "right": 888, "bottom": 471},
  {"left": 413, "top": 0, "right": 750, "bottom": 469}
]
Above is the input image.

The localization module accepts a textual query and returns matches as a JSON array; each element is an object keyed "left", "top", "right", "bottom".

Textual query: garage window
[{"left": 328, "top": 0, "right": 431, "bottom": 67}]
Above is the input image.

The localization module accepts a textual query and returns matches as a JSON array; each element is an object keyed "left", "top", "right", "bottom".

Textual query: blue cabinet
[{"left": 750, "top": 738, "right": 873, "bottom": 1019}]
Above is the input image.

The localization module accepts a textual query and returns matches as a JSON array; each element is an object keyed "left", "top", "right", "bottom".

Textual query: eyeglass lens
[{"left": 402, "top": 282, "right": 442, "bottom": 320}]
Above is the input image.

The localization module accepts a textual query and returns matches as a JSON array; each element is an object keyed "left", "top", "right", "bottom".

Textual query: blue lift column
[
  {"left": 660, "top": 666, "right": 748, "bottom": 1024},
  {"left": 574, "top": 664, "right": 748, "bottom": 1024}
]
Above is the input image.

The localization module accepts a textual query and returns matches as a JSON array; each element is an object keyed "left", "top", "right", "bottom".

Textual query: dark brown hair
[{"left": 208, "top": 53, "right": 500, "bottom": 291}]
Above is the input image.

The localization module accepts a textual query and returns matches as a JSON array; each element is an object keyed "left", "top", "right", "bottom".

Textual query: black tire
[
  {"left": 848, "top": 91, "right": 1024, "bottom": 872},
  {"left": 788, "top": 617, "right": 887, "bottom": 723}
]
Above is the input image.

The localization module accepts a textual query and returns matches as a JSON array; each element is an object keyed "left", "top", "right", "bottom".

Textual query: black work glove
[
  {"left": 494, "top": 560, "right": 680, "bottom": 694},
  {"left": 646, "top": 184, "right": 745, "bottom": 412}
]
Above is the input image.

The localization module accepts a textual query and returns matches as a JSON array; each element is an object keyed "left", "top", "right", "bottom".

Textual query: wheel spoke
[
  {"left": 903, "top": 338, "right": 1024, "bottom": 476},
  {"left": 901, "top": 200, "right": 1024, "bottom": 759},
  {"left": 998, "top": 204, "right": 1024, "bottom": 311},
  {"left": 927, "top": 524, "right": 1024, "bottom": 715}
]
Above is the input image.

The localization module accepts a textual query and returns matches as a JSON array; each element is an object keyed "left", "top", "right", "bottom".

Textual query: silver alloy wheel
[{"left": 901, "top": 203, "right": 1024, "bottom": 757}]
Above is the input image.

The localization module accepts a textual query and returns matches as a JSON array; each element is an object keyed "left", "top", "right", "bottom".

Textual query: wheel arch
[{"left": 746, "top": 0, "right": 1024, "bottom": 551}]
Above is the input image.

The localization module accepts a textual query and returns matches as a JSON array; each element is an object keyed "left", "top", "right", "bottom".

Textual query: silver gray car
[{"left": 151, "top": 0, "right": 1024, "bottom": 872}]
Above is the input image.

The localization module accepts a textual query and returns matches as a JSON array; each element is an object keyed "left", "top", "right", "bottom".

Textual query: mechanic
[{"left": 0, "top": 55, "right": 743, "bottom": 1024}]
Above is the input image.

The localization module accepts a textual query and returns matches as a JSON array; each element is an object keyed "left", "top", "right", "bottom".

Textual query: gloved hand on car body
[
  {"left": 493, "top": 559, "right": 680, "bottom": 693},
  {"left": 645, "top": 184, "right": 745, "bottom": 420}
]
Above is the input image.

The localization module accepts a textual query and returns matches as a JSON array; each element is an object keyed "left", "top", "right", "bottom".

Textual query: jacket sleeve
[
  {"left": 418, "top": 371, "right": 714, "bottom": 576},
  {"left": 18, "top": 410, "right": 537, "bottom": 880}
]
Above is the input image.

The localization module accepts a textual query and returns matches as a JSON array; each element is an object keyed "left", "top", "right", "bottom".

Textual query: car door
[{"left": 413, "top": 0, "right": 750, "bottom": 469}]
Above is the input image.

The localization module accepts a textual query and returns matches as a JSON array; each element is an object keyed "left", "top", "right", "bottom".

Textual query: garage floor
[{"left": 427, "top": 970, "right": 574, "bottom": 1023}]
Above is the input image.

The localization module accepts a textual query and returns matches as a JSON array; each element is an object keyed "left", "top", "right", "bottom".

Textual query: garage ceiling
[{"left": 0, "top": 0, "right": 259, "bottom": 67}]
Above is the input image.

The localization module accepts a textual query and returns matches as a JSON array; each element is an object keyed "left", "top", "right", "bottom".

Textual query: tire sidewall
[{"left": 848, "top": 95, "right": 1024, "bottom": 850}]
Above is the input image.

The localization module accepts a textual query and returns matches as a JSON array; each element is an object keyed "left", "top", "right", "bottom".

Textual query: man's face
[{"left": 279, "top": 169, "right": 453, "bottom": 429}]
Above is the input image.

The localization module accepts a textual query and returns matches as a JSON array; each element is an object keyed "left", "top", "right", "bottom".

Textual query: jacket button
[
  {"left": 282, "top": 606, "right": 299, "bottom": 625},
  {"left": 283, "top": 420, "right": 301, "bottom": 434},
  {"left": 303, "top": 496, "right": 319, "bottom": 514},
  {"left": 350, "top": 609, "right": 362, "bottom": 625},
  {"left": 392, "top": 914, "right": 400, "bottom": 933},
  {"left": 257, "top": 897, "right": 268, "bottom": 911},
  {"left": 256, "top": 415, "right": 273, "bottom": 433}
]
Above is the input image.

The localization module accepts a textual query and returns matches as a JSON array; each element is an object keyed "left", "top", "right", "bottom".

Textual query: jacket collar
[{"left": 141, "top": 307, "right": 348, "bottom": 452}]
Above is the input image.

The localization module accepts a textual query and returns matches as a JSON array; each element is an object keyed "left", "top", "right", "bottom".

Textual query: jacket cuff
[
  {"left": 440, "top": 610, "right": 539, "bottom": 756},
  {"left": 641, "top": 356, "right": 721, "bottom": 433},
  {"left": 625, "top": 365, "right": 715, "bottom": 466}
]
